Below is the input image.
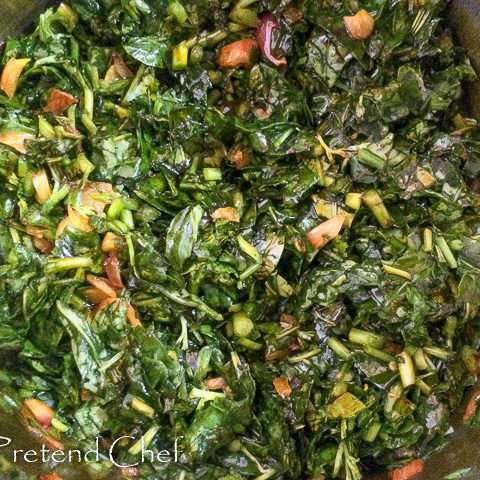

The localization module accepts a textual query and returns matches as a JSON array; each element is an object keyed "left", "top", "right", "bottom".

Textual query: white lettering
[
  {"left": 13, "top": 449, "right": 24, "bottom": 462},
  {"left": 68, "top": 449, "right": 82, "bottom": 463},
  {"left": 0, "top": 437, "right": 11, "bottom": 448},
  {"left": 51, "top": 450, "right": 65, "bottom": 463},
  {"left": 24, "top": 450, "right": 38, "bottom": 463},
  {"left": 157, "top": 450, "right": 171, "bottom": 463},
  {"left": 84, "top": 436, "right": 100, "bottom": 462},
  {"left": 109, "top": 436, "right": 138, "bottom": 469},
  {"left": 174, "top": 436, "right": 184, "bottom": 462}
]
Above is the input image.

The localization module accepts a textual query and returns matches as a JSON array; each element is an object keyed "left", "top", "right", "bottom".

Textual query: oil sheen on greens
[{"left": 0, "top": 1, "right": 480, "bottom": 480}]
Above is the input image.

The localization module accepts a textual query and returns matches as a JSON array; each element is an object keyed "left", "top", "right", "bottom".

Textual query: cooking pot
[{"left": 0, "top": 1, "right": 479, "bottom": 479}]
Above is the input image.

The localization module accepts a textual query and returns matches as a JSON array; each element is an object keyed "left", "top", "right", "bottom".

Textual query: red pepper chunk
[
  {"left": 43, "top": 89, "right": 78, "bottom": 116},
  {"left": 389, "top": 460, "right": 424, "bottom": 480},
  {"left": 219, "top": 39, "right": 258, "bottom": 68}
]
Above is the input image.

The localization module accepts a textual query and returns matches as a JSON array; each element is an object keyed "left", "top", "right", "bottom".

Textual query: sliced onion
[{"left": 256, "top": 13, "right": 287, "bottom": 67}]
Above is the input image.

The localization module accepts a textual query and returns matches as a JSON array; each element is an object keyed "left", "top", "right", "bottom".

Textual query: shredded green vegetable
[{"left": 0, "top": 1, "right": 480, "bottom": 479}]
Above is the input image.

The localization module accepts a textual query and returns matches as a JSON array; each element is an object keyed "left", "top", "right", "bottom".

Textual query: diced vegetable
[
  {"left": 33, "top": 236, "right": 55, "bottom": 254},
  {"left": 344, "top": 10, "right": 375, "bottom": 41},
  {"left": 389, "top": 460, "right": 424, "bottom": 480},
  {"left": 104, "top": 252, "right": 124, "bottom": 289},
  {"left": 56, "top": 205, "right": 93, "bottom": 236},
  {"left": 131, "top": 397, "right": 155, "bottom": 418},
  {"left": 397, "top": 351, "right": 416, "bottom": 388},
  {"left": 233, "top": 311, "right": 254, "bottom": 337},
  {"left": 362, "top": 190, "right": 393, "bottom": 228},
  {"left": 84, "top": 287, "right": 112, "bottom": 304},
  {"left": 218, "top": 39, "right": 258, "bottom": 68},
  {"left": 0, "top": 57, "right": 30, "bottom": 98},
  {"left": 97, "top": 297, "right": 141, "bottom": 327},
  {"left": 80, "top": 181, "right": 117, "bottom": 214},
  {"left": 102, "top": 232, "right": 121, "bottom": 252},
  {"left": 463, "top": 389, "right": 480, "bottom": 422},
  {"left": 104, "top": 53, "right": 134, "bottom": 84},
  {"left": 273, "top": 377, "right": 292, "bottom": 398},
  {"left": 211, "top": 207, "right": 240, "bottom": 222},
  {"left": 21, "top": 399, "right": 54, "bottom": 428},
  {"left": 327, "top": 392, "right": 366, "bottom": 419},
  {"left": 307, "top": 213, "right": 345, "bottom": 249},
  {"left": 0, "top": 2, "right": 479, "bottom": 479},
  {"left": 204, "top": 376, "right": 227, "bottom": 390},
  {"left": 0, "top": 131, "right": 34, "bottom": 154},
  {"left": 39, "top": 474, "right": 64, "bottom": 480},
  {"left": 43, "top": 89, "right": 78, "bottom": 115},
  {"left": 32, "top": 169, "right": 52, "bottom": 205},
  {"left": 86, "top": 274, "right": 117, "bottom": 298},
  {"left": 256, "top": 13, "right": 287, "bottom": 66},
  {"left": 172, "top": 42, "right": 190, "bottom": 71}
]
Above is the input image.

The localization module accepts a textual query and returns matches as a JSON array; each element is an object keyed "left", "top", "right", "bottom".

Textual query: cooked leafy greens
[{"left": 1, "top": 1, "right": 480, "bottom": 479}]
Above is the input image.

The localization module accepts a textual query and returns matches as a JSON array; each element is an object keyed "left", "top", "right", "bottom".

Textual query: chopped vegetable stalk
[
  {"left": 423, "top": 228, "right": 433, "bottom": 252},
  {"left": 436, "top": 236, "right": 457, "bottom": 268},
  {"left": 39, "top": 116, "right": 56, "bottom": 138},
  {"left": 382, "top": 264, "right": 412, "bottom": 280},
  {"left": 51, "top": 417, "right": 68, "bottom": 432},
  {"left": 233, "top": 311, "right": 254, "bottom": 337},
  {"left": 423, "top": 346, "right": 451, "bottom": 360},
  {"left": 131, "top": 397, "right": 155, "bottom": 418},
  {"left": 128, "top": 424, "right": 160, "bottom": 455},
  {"left": 362, "top": 190, "right": 393, "bottom": 228},
  {"left": 327, "top": 337, "right": 351, "bottom": 360},
  {"left": 167, "top": 0, "right": 188, "bottom": 24},
  {"left": 364, "top": 346, "right": 395, "bottom": 363},
  {"left": 397, "top": 352, "right": 416, "bottom": 387},
  {"left": 203, "top": 167, "right": 222, "bottom": 181},
  {"left": 107, "top": 197, "right": 125, "bottom": 220},
  {"left": 345, "top": 192, "right": 362, "bottom": 211},
  {"left": 189, "top": 386, "right": 226, "bottom": 401},
  {"left": 172, "top": 42, "right": 190, "bottom": 71},
  {"left": 45, "top": 257, "right": 93, "bottom": 274},
  {"left": 237, "top": 235, "right": 262, "bottom": 263},
  {"left": 362, "top": 422, "right": 381, "bottom": 442},
  {"left": 357, "top": 148, "right": 385, "bottom": 170},
  {"left": 349, "top": 328, "right": 385, "bottom": 348}
]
